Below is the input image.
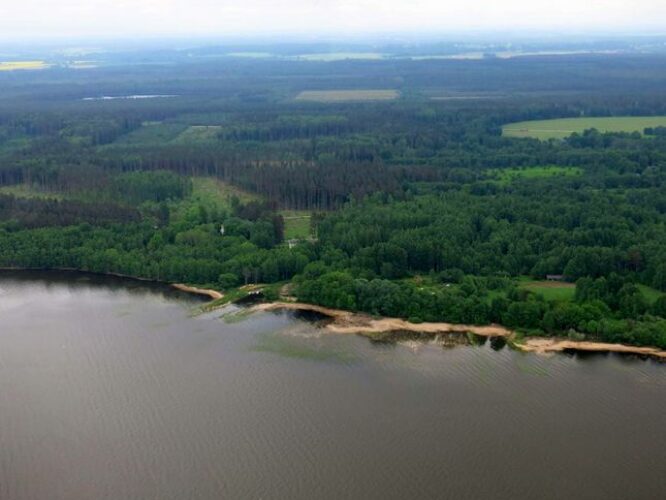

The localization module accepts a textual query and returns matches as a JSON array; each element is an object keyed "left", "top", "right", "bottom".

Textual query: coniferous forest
[{"left": 2, "top": 49, "right": 666, "bottom": 348}]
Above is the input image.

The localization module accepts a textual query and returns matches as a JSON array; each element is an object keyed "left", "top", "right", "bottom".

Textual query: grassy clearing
[
  {"left": 0, "top": 136, "right": 32, "bottom": 155},
  {"left": 172, "top": 125, "right": 222, "bottom": 144},
  {"left": 519, "top": 279, "right": 663, "bottom": 304},
  {"left": 109, "top": 123, "right": 188, "bottom": 147},
  {"left": 0, "top": 185, "right": 65, "bottom": 200},
  {"left": 637, "top": 284, "right": 665, "bottom": 305},
  {"left": 225, "top": 52, "right": 273, "bottom": 58},
  {"left": 106, "top": 123, "right": 223, "bottom": 148},
  {"left": 295, "top": 53, "right": 385, "bottom": 62},
  {"left": 191, "top": 177, "right": 258, "bottom": 209},
  {"left": 502, "top": 116, "right": 666, "bottom": 140},
  {"left": 280, "top": 210, "right": 312, "bottom": 240},
  {"left": 169, "top": 177, "right": 259, "bottom": 225},
  {"left": 295, "top": 90, "right": 399, "bottom": 103},
  {"left": 0, "top": 61, "right": 49, "bottom": 71},
  {"left": 519, "top": 280, "right": 576, "bottom": 302},
  {"left": 487, "top": 165, "right": 583, "bottom": 184}
]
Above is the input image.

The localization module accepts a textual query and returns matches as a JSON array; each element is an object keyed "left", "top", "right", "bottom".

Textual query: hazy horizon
[{"left": 1, "top": 1, "right": 665, "bottom": 39}]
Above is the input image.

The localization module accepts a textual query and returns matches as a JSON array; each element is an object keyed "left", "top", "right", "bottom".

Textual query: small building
[{"left": 546, "top": 274, "right": 566, "bottom": 281}]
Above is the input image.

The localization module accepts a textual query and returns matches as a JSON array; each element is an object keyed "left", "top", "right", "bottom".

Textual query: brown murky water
[{"left": 1, "top": 271, "right": 665, "bottom": 500}]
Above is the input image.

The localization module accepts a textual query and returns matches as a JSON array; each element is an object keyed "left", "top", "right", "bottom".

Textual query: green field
[
  {"left": 280, "top": 210, "right": 312, "bottom": 240},
  {"left": 295, "top": 90, "right": 399, "bottom": 103},
  {"left": 519, "top": 280, "right": 664, "bottom": 304},
  {"left": 170, "top": 177, "right": 258, "bottom": 225},
  {"left": 0, "top": 61, "right": 49, "bottom": 71},
  {"left": 519, "top": 280, "right": 576, "bottom": 302},
  {"left": 295, "top": 53, "right": 385, "bottom": 62},
  {"left": 487, "top": 166, "right": 583, "bottom": 184},
  {"left": 173, "top": 125, "right": 222, "bottom": 143},
  {"left": 502, "top": 116, "right": 666, "bottom": 140},
  {"left": 109, "top": 123, "right": 188, "bottom": 146},
  {"left": 0, "top": 184, "right": 64, "bottom": 200},
  {"left": 189, "top": 178, "right": 257, "bottom": 208},
  {"left": 637, "top": 284, "right": 665, "bottom": 305}
]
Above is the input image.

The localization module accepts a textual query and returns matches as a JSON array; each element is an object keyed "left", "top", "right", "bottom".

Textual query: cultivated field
[
  {"left": 295, "top": 90, "right": 399, "bottom": 102},
  {"left": 0, "top": 61, "right": 49, "bottom": 71},
  {"left": 503, "top": 116, "right": 666, "bottom": 140}
]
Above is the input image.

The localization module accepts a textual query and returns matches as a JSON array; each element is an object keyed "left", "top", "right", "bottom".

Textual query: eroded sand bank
[{"left": 252, "top": 302, "right": 666, "bottom": 360}]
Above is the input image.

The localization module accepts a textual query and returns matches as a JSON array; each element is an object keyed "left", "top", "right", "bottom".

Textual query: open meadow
[
  {"left": 503, "top": 116, "right": 666, "bottom": 139},
  {"left": 0, "top": 61, "right": 49, "bottom": 71},
  {"left": 279, "top": 210, "right": 312, "bottom": 240},
  {"left": 294, "top": 90, "right": 399, "bottom": 102}
]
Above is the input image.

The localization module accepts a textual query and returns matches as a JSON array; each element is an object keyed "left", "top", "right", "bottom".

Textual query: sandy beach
[{"left": 252, "top": 301, "right": 666, "bottom": 360}]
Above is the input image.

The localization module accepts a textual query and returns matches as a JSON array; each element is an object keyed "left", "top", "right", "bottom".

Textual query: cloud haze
[{"left": 1, "top": 0, "right": 665, "bottom": 38}]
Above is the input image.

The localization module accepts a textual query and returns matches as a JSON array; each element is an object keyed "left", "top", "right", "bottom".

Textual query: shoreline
[
  {"left": 0, "top": 267, "right": 223, "bottom": 302},
  {"left": 2, "top": 268, "right": 663, "bottom": 360},
  {"left": 252, "top": 301, "right": 666, "bottom": 360}
]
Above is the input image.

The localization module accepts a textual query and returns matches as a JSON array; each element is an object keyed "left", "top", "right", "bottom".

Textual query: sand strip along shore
[
  {"left": 172, "top": 284, "right": 223, "bottom": 300},
  {"left": 518, "top": 338, "right": 666, "bottom": 359},
  {"left": 254, "top": 302, "right": 514, "bottom": 337},
  {"left": 252, "top": 302, "right": 666, "bottom": 360}
]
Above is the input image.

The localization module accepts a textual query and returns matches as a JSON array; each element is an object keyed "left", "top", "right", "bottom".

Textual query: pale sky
[{"left": 1, "top": 0, "right": 665, "bottom": 38}]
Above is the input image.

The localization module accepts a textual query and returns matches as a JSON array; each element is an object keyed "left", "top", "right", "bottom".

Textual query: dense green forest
[{"left": 1, "top": 51, "right": 666, "bottom": 348}]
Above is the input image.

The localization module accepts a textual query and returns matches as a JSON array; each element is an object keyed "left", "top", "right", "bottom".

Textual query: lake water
[{"left": 1, "top": 271, "right": 664, "bottom": 500}]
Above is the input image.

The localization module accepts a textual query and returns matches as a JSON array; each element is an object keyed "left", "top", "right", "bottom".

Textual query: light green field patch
[
  {"left": 191, "top": 177, "right": 258, "bottom": 209},
  {"left": 169, "top": 177, "right": 260, "bottom": 227},
  {"left": 225, "top": 52, "right": 273, "bottom": 58},
  {"left": 519, "top": 280, "right": 576, "bottom": 302},
  {"left": 0, "top": 136, "right": 31, "bottom": 155},
  {"left": 67, "top": 61, "right": 98, "bottom": 69},
  {"left": 487, "top": 166, "right": 583, "bottom": 185},
  {"left": 173, "top": 125, "right": 222, "bottom": 144},
  {"left": 503, "top": 116, "right": 666, "bottom": 140},
  {"left": 637, "top": 284, "right": 665, "bottom": 305},
  {"left": 280, "top": 210, "right": 312, "bottom": 240},
  {"left": 295, "top": 52, "right": 385, "bottom": 62},
  {"left": 295, "top": 90, "right": 399, "bottom": 103},
  {"left": 0, "top": 185, "right": 64, "bottom": 200},
  {"left": 109, "top": 123, "right": 188, "bottom": 146},
  {"left": 0, "top": 61, "right": 49, "bottom": 71}
]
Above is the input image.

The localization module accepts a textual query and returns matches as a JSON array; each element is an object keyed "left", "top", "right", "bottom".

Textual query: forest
[{"left": 1, "top": 51, "right": 666, "bottom": 348}]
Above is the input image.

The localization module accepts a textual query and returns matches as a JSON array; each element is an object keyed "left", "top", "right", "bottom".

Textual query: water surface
[{"left": 1, "top": 271, "right": 664, "bottom": 499}]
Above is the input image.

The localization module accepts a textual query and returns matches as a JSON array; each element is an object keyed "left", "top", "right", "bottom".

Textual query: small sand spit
[{"left": 172, "top": 284, "right": 223, "bottom": 300}]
